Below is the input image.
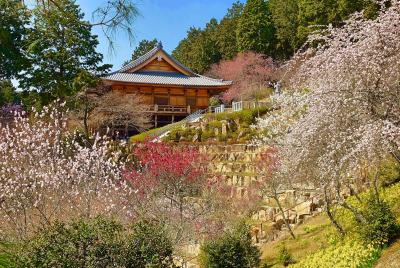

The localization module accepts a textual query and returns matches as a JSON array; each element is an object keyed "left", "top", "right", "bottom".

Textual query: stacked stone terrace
[{"left": 199, "top": 144, "right": 324, "bottom": 241}]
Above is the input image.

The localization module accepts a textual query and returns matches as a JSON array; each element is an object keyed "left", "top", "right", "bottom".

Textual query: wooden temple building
[{"left": 102, "top": 42, "right": 232, "bottom": 128}]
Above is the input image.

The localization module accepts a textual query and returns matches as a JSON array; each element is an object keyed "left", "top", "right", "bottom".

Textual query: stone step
[
  {"left": 200, "top": 144, "right": 265, "bottom": 154},
  {"left": 207, "top": 152, "right": 259, "bottom": 162},
  {"left": 210, "top": 162, "right": 257, "bottom": 173}
]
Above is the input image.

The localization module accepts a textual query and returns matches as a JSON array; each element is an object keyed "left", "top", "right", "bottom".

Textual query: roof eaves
[{"left": 195, "top": 73, "right": 233, "bottom": 85}]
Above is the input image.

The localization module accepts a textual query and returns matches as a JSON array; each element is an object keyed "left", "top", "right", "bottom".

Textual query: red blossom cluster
[{"left": 124, "top": 142, "right": 208, "bottom": 197}]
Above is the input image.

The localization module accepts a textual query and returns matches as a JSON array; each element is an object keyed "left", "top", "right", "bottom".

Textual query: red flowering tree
[
  {"left": 124, "top": 142, "right": 264, "bottom": 261},
  {"left": 124, "top": 142, "right": 219, "bottom": 252},
  {"left": 207, "top": 52, "right": 276, "bottom": 102}
]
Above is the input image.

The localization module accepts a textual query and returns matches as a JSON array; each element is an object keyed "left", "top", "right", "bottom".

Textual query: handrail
[{"left": 150, "top": 108, "right": 207, "bottom": 140}]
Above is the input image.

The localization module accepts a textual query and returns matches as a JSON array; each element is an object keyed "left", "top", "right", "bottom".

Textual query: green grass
[
  {"left": 260, "top": 181, "right": 400, "bottom": 268},
  {"left": 129, "top": 127, "right": 161, "bottom": 142}
]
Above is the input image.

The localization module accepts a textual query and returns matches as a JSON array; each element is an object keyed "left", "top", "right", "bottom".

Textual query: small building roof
[
  {"left": 102, "top": 42, "right": 232, "bottom": 88},
  {"left": 104, "top": 71, "right": 232, "bottom": 87}
]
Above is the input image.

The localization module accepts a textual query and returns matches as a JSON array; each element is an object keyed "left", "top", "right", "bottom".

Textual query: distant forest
[{"left": 170, "top": 0, "right": 379, "bottom": 74}]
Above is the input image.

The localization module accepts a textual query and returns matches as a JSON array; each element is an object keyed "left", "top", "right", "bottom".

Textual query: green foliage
[
  {"left": 0, "top": 80, "right": 18, "bottom": 106},
  {"left": 199, "top": 222, "right": 260, "bottom": 268},
  {"left": 172, "top": 2, "right": 243, "bottom": 73},
  {"left": 124, "top": 220, "right": 175, "bottom": 268},
  {"left": 236, "top": 0, "right": 275, "bottom": 55},
  {"left": 17, "top": 217, "right": 175, "bottom": 268},
  {"left": 164, "top": 107, "right": 269, "bottom": 143},
  {"left": 209, "top": 96, "right": 221, "bottom": 107},
  {"left": 129, "top": 127, "right": 160, "bottom": 143},
  {"left": 268, "top": 0, "right": 299, "bottom": 58},
  {"left": 173, "top": 0, "right": 378, "bottom": 67},
  {"left": 172, "top": 19, "right": 222, "bottom": 74},
  {"left": 377, "top": 157, "right": 400, "bottom": 187},
  {"left": 124, "top": 38, "right": 158, "bottom": 65},
  {"left": 357, "top": 196, "right": 399, "bottom": 246},
  {"left": 212, "top": 107, "right": 270, "bottom": 126},
  {"left": 18, "top": 217, "right": 125, "bottom": 267},
  {"left": 290, "top": 239, "right": 381, "bottom": 268},
  {"left": 0, "top": 0, "right": 29, "bottom": 79},
  {"left": 278, "top": 245, "right": 295, "bottom": 266},
  {"left": 0, "top": 241, "right": 14, "bottom": 268},
  {"left": 215, "top": 1, "right": 244, "bottom": 60},
  {"left": 19, "top": 0, "right": 110, "bottom": 104}
]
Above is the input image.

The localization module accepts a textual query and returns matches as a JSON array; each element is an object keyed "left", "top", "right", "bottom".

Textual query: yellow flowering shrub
[{"left": 290, "top": 240, "right": 380, "bottom": 268}]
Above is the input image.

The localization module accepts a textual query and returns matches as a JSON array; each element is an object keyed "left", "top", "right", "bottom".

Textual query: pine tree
[
  {"left": 236, "top": 0, "right": 275, "bottom": 55},
  {"left": 216, "top": 1, "right": 244, "bottom": 60},
  {"left": 20, "top": 0, "right": 110, "bottom": 101},
  {"left": 172, "top": 19, "right": 221, "bottom": 74},
  {"left": 130, "top": 38, "right": 158, "bottom": 61},
  {"left": 269, "top": 0, "right": 299, "bottom": 59}
]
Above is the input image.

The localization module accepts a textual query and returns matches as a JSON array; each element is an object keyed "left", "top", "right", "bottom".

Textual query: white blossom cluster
[
  {"left": 255, "top": 1, "right": 400, "bottom": 188},
  {"left": 0, "top": 103, "right": 135, "bottom": 237}
]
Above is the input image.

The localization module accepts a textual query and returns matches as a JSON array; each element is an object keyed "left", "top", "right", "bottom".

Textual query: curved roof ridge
[
  {"left": 116, "top": 42, "right": 195, "bottom": 76},
  {"left": 119, "top": 45, "right": 160, "bottom": 73}
]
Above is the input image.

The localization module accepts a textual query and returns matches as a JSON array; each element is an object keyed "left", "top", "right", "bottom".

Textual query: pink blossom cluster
[{"left": 208, "top": 52, "right": 276, "bottom": 102}]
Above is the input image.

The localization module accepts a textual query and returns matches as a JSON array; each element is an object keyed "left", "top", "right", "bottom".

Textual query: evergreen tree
[
  {"left": 172, "top": 19, "right": 221, "bottom": 74},
  {"left": 0, "top": 80, "right": 18, "bottom": 106},
  {"left": 236, "top": 0, "right": 275, "bottom": 55},
  {"left": 296, "top": 0, "right": 367, "bottom": 43},
  {"left": 20, "top": 0, "right": 110, "bottom": 102},
  {"left": 172, "top": 27, "right": 203, "bottom": 73},
  {"left": 0, "top": 0, "right": 29, "bottom": 80},
  {"left": 216, "top": 1, "right": 244, "bottom": 60},
  {"left": 125, "top": 38, "right": 158, "bottom": 65},
  {"left": 269, "top": 0, "right": 299, "bottom": 59}
]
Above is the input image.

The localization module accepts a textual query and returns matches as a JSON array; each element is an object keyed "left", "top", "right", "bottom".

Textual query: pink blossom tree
[{"left": 207, "top": 52, "right": 276, "bottom": 102}]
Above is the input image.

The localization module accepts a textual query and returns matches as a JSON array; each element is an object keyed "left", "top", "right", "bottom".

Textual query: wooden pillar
[
  {"left": 195, "top": 89, "right": 198, "bottom": 112},
  {"left": 155, "top": 115, "right": 158, "bottom": 128},
  {"left": 172, "top": 115, "right": 175, "bottom": 123},
  {"left": 184, "top": 87, "right": 189, "bottom": 113}
]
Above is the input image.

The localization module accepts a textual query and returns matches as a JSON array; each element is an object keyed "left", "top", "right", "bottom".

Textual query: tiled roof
[
  {"left": 103, "top": 71, "right": 232, "bottom": 87},
  {"left": 118, "top": 41, "right": 194, "bottom": 75}
]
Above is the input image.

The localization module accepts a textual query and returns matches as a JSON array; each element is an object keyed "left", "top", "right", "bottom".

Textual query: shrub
[
  {"left": 209, "top": 96, "right": 221, "bottom": 107},
  {"left": 18, "top": 217, "right": 125, "bottom": 268},
  {"left": 0, "top": 241, "right": 13, "bottom": 268},
  {"left": 199, "top": 222, "right": 260, "bottom": 268},
  {"left": 357, "top": 196, "right": 399, "bottom": 246},
  {"left": 16, "top": 217, "right": 175, "bottom": 268},
  {"left": 208, "top": 120, "right": 223, "bottom": 129},
  {"left": 377, "top": 157, "right": 400, "bottom": 187},
  {"left": 124, "top": 220, "right": 175, "bottom": 268},
  {"left": 278, "top": 245, "right": 295, "bottom": 266},
  {"left": 130, "top": 127, "right": 161, "bottom": 142}
]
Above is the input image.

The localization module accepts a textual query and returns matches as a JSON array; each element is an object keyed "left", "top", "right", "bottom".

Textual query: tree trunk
[
  {"left": 324, "top": 186, "right": 345, "bottom": 236},
  {"left": 334, "top": 179, "right": 367, "bottom": 224},
  {"left": 273, "top": 194, "right": 295, "bottom": 239}
]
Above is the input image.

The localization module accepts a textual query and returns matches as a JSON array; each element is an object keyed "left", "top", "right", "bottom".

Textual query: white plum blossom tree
[
  {"left": 255, "top": 0, "right": 400, "bottom": 231},
  {"left": 0, "top": 103, "right": 136, "bottom": 239}
]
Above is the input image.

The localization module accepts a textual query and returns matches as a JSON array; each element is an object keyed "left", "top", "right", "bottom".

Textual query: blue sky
[{"left": 78, "top": 0, "right": 241, "bottom": 71}]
